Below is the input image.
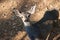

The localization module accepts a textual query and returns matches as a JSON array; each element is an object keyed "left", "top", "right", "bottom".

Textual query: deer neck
[
  {"left": 21, "top": 17, "right": 31, "bottom": 27},
  {"left": 23, "top": 21, "right": 31, "bottom": 27}
]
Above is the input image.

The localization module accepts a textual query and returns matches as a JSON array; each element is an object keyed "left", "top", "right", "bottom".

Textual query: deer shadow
[{"left": 31, "top": 9, "right": 59, "bottom": 40}]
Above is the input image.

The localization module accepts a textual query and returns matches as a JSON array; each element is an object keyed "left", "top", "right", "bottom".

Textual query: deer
[{"left": 12, "top": 4, "right": 42, "bottom": 40}]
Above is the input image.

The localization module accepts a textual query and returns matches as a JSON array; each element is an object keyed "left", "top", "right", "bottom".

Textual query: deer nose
[
  {"left": 28, "top": 14, "right": 31, "bottom": 17},
  {"left": 26, "top": 13, "right": 31, "bottom": 18}
]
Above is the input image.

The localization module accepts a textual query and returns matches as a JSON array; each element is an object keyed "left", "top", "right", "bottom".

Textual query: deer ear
[{"left": 26, "top": 4, "right": 36, "bottom": 14}]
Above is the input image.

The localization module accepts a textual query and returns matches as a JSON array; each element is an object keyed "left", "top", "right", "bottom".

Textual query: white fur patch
[
  {"left": 27, "top": 4, "right": 36, "bottom": 14},
  {"left": 24, "top": 22, "right": 31, "bottom": 26}
]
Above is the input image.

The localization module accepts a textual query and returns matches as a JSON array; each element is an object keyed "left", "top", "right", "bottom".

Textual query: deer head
[{"left": 13, "top": 4, "right": 36, "bottom": 22}]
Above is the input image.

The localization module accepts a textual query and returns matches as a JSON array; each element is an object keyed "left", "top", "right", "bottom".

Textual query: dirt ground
[{"left": 0, "top": 0, "right": 60, "bottom": 40}]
